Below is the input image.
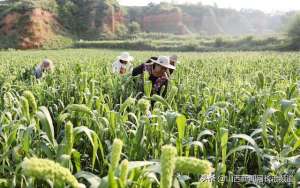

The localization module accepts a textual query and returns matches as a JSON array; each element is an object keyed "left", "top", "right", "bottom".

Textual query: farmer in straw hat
[
  {"left": 34, "top": 59, "right": 54, "bottom": 79},
  {"left": 132, "top": 56, "right": 176, "bottom": 97},
  {"left": 145, "top": 54, "right": 179, "bottom": 76},
  {"left": 112, "top": 52, "right": 134, "bottom": 75}
]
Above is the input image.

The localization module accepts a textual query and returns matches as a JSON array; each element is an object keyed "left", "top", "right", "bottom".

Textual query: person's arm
[
  {"left": 132, "top": 64, "right": 145, "bottom": 76},
  {"left": 112, "top": 61, "right": 120, "bottom": 73},
  {"left": 127, "top": 63, "right": 133, "bottom": 73},
  {"left": 112, "top": 62, "right": 116, "bottom": 73}
]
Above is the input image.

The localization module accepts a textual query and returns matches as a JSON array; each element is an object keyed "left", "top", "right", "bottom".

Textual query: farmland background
[{"left": 0, "top": 49, "right": 299, "bottom": 187}]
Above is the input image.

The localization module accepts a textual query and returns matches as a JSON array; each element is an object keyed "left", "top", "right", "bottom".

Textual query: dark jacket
[
  {"left": 34, "top": 65, "right": 43, "bottom": 79},
  {"left": 132, "top": 63, "right": 168, "bottom": 97}
]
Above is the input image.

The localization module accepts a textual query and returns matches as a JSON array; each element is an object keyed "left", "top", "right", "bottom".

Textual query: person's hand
[
  {"left": 166, "top": 70, "right": 171, "bottom": 77},
  {"left": 163, "top": 72, "right": 169, "bottom": 80}
]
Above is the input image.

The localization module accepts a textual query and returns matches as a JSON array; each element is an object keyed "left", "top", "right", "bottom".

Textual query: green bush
[
  {"left": 42, "top": 35, "right": 74, "bottom": 49},
  {"left": 74, "top": 34, "right": 285, "bottom": 52}
]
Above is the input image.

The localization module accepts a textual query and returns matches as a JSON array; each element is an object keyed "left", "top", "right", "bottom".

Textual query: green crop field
[{"left": 0, "top": 49, "right": 299, "bottom": 188}]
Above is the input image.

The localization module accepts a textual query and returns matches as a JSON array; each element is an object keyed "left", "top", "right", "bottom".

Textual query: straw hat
[
  {"left": 151, "top": 56, "right": 176, "bottom": 70},
  {"left": 118, "top": 52, "right": 134, "bottom": 62}
]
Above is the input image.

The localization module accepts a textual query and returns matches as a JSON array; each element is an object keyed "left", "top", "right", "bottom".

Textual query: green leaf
[
  {"left": 261, "top": 108, "right": 277, "bottom": 147},
  {"left": 176, "top": 114, "right": 186, "bottom": 141},
  {"left": 36, "top": 106, "right": 57, "bottom": 146},
  {"left": 74, "top": 126, "right": 99, "bottom": 169},
  {"left": 151, "top": 94, "right": 172, "bottom": 110},
  {"left": 66, "top": 104, "right": 93, "bottom": 116},
  {"left": 21, "top": 125, "right": 34, "bottom": 154},
  {"left": 226, "top": 146, "right": 255, "bottom": 159},
  {"left": 197, "top": 130, "right": 214, "bottom": 140},
  {"left": 281, "top": 99, "right": 296, "bottom": 113},
  {"left": 256, "top": 72, "right": 264, "bottom": 89},
  {"left": 230, "top": 134, "right": 263, "bottom": 171},
  {"left": 230, "top": 134, "right": 261, "bottom": 154},
  {"left": 128, "top": 161, "right": 158, "bottom": 171},
  {"left": 220, "top": 128, "right": 228, "bottom": 175},
  {"left": 71, "top": 150, "right": 81, "bottom": 172}
]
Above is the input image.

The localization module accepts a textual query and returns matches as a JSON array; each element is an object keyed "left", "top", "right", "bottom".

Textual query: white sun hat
[
  {"left": 118, "top": 52, "right": 134, "bottom": 62},
  {"left": 151, "top": 56, "right": 176, "bottom": 70},
  {"left": 170, "top": 54, "right": 180, "bottom": 64},
  {"left": 42, "top": 59, "right": 54, "bottom": 70}
]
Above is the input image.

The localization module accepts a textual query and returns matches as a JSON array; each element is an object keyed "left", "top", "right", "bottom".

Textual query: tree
[
  {"left": 116, "top": 24, "right": 128, "bottom": 37},
  {"left": 128, "top": 21, "right": 141, "bottom": 34},
  {"left": 56, "top": 0, "right": 121, "bottom": 39}
]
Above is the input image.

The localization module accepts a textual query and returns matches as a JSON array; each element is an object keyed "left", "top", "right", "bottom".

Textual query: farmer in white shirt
[{"left": 112, "top": 52, "right": 134, "bottom": 75}]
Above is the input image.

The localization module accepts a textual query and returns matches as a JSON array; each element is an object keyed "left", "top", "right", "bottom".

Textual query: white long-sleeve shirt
[{"left": 112, "top": 60, "right": 133, "bottom": 75}]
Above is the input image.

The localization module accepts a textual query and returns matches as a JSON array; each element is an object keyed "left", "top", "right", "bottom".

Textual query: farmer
[
  {"left": 112, "top": 52, "right": 134, "bottom": 75},
  {"left": 145, "top": 54, "right": 179, "bottom": 75},
  {"left": 34, "top": 59, "right": 54, "bottom": 79},
  {"left": 132, "top": 56, "right": 176, "bottom": 97}
]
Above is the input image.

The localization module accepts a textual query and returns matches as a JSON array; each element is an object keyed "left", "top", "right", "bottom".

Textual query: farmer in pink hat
[
  {"left": 132, "top": 56, "right": 176, "bottom": 96},
  {"left": 145, "top": 54, "right": 179, "bottom": 75},
  {"left": 112, "top": 52, "right": 134, "bottom": 75}
]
